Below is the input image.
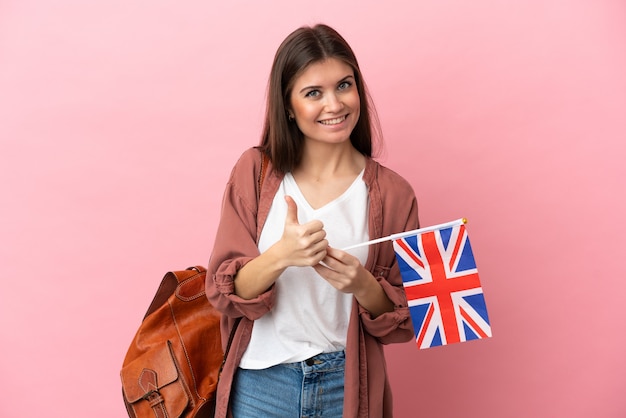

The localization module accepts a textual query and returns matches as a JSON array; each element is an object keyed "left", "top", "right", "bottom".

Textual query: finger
[
  {"left": 303, "top": 240, "right": 329, "bottom": 260},
  {"left": 324, "top": 246, "right": 350, "bottom": 262},
  {"left": 307, "top": 229, "right": 327, "bottom": 245},
  {"left": 312, "top": 262, "right": 333, "bottom": 277},
  {"left": 302, "top": 248, "right": 327, "bottom": 267},
  {"left": 284, "top": 195, "right": 299, "bottom": 225},
  {"left": 321, "top": 257, "right": 349, "bottom": 277}
]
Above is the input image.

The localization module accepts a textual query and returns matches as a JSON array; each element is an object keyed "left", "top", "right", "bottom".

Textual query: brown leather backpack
[{"left": 120, "top": 266, "right": 231, "bottom": 417}]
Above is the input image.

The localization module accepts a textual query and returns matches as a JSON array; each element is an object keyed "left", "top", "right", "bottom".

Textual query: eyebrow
[{"left": 298, "top": 75, "right": 355, "bottom": 94}]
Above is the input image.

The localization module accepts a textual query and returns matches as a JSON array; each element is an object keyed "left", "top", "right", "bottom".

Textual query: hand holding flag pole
[{"left": 344, "top": 217, "right": 492, "bottom": 350}]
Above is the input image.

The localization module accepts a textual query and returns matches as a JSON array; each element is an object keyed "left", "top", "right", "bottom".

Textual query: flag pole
[{"left": 341, "top": 218, "right": 467, "bottom": 251}]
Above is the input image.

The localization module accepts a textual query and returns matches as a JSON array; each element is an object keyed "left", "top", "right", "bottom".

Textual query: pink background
[{"left": 1, "top": 1, "right": 625, "bottom": 417}]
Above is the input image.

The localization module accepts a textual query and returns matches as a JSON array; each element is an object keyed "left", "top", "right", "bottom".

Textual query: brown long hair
[{"left": 259, "top": 24, "right": 380, "bottom": 173}]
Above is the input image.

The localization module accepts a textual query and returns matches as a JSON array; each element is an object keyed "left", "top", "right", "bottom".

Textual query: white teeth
[{"left": 319, "top": 116, "right": 346, "bottom": 125}]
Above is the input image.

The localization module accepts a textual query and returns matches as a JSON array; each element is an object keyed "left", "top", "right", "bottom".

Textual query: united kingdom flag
[{"left": 393, "top": 221, "right": 491, "bottom": 349}]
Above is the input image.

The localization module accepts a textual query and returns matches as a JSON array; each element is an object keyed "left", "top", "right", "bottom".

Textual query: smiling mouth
[{"left": 318, "top": 115, "right": 347, "bottom": 125}]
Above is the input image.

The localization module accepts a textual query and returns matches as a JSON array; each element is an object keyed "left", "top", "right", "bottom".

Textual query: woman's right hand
[
  {"left": 233, "top": 195, "right": 327, "bottom": 299},
  {"left": 275, "top": 195, "right": 328, "bottom": 267}
]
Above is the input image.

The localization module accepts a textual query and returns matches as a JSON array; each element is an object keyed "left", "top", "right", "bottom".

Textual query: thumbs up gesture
[
  {"left": 231, "top": 195, "right": 329, "bottom": 300},
  {"left": 279, "top": 196, "right": 328, "bottom": 267}
]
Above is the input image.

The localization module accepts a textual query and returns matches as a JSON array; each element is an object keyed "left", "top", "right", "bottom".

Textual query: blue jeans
[{"left": 230, "top": 351, "right": 345, "bottom": 418}]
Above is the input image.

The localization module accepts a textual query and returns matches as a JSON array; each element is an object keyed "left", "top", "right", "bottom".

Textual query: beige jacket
[{"left": 206, "top": 147, "right": 419, "bottom": 417}]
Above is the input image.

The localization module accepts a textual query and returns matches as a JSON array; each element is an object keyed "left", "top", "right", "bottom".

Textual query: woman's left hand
[
  {"left": 313, "top": 247, "right": 370, "bottom": 295},
  {"left": 313, "top": 247, "right": 394, "bottom": 317}
]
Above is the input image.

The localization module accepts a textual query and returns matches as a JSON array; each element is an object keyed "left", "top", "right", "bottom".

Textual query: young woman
[{"left": 206, "top": 24, "right": 419, "bottom": 418}]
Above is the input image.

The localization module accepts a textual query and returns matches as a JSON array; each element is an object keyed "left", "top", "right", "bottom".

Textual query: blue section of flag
[
  {"left": 463, "top": 323, "right": 480, "bottom": 341},
  {"left": 458, "top": 239, "right": 477, "bottom": 271},
  {"left": 462, "top": 293, "right": 490, "bottom": 325},
  {"left": 397, "top": 252, "right": 423, "bottom": 282},
  {"left": 440, "top": 227, "right": 453, "bottom": 249},
  {"left": 409, "top": 304, "right": 429, "bottom": 332},
  {"left": 431, "top": 327, "right": 443, "bottom": 347}
]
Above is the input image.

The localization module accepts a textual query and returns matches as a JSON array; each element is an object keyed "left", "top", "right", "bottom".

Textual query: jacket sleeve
[
  {"left": 358, "top": 165, "right": 419, "bottom": 344},
  {"left": 205, "top": 149, "right": 276, "bottom": 320}
]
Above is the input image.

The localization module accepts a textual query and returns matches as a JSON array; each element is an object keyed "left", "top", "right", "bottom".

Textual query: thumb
[{"left": 284, "top": 195, "right": 299, "bottom": 225}]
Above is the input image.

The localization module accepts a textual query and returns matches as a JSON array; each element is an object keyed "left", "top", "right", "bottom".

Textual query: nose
[{"left": 324, "top": 92, "right": 344, "bottom": 113}]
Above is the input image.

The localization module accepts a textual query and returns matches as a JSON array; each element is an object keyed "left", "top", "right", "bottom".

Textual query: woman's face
[{"left": 288, "top": 58, "right": 360, "bottom": 146}]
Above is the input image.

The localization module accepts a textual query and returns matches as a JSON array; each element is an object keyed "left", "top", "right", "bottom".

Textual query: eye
[
  {"left": 305, "top": 89, "right": 321, "bottom": 98},
  {"left": 338, "top": 81, "right": 353, "bottom": 90}
]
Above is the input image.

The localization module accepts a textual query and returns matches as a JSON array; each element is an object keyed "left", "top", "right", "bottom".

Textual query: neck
[{"left": 295, "top": 141, "right": 364, "bottom": 181}]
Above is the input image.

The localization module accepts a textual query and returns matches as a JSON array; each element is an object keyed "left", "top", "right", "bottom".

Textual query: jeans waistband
[{"left": 284, "top": 350, "right": 345, "bottom": 374}]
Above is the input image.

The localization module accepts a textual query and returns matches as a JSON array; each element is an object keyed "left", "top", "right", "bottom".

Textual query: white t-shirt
[{"left": 239, "top": 170, "right": 369, "bottom": 369}]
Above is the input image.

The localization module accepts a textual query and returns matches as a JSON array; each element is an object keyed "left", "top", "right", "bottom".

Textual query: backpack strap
[{"left": 258, "top": 150, "right": 270, "bottom": 200}]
